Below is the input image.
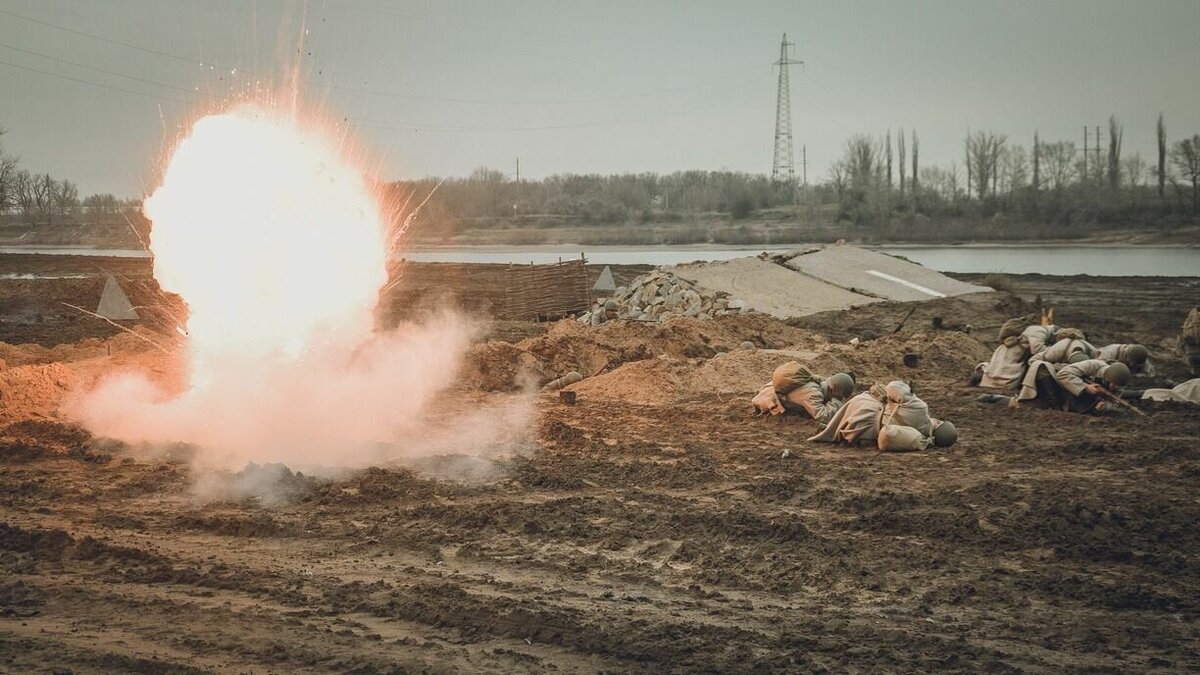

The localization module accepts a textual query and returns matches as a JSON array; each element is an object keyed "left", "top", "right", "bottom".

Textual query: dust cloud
[{"left": 67, "top": 105, "right": 533, "bottom": 500}]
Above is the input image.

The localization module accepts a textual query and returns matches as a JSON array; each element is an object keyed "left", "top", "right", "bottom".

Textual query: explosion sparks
[{"left": 72, "top": 104, "right": 524, "bottom": 477}]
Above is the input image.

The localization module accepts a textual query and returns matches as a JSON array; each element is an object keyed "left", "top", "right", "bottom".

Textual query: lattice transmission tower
[{"left": 771, "top": 33, "right": 803, "bottom": 198}]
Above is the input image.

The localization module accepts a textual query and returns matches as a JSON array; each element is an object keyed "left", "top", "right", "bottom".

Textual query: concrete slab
[
  {"left": 96, "top": 273, "right": 139, "bottom": 320},
  {"left": 592, "top": 265, "right": 616, "bottom": 292},
  {"left": 783, "top": 246, "right": 991, "bottom": 301},
  {"left": 669, "top": 257, "right": 880, "bottom": 318}
]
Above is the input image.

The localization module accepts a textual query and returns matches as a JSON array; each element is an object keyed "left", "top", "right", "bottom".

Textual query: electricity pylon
[{"left": 771, "top": 33, "right": 803, "bottom": 203}]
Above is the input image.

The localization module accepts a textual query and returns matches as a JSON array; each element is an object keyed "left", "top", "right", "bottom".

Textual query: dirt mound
[
  {"left": 829, "top": 330, "right": 993, "bottom": 383},
  {"left": 570, "top": 348, "right": 850, "bottom": 404},
  {"left": 0, "top": 420, "right": 92, "bottom": 461},
  {"left": 0, "top": 362, "right": 77, "bottom": 426},
  {"left": 462, "top": 341, "right": 549, "bottom": 391},
  {"left": 567, "top": 328, "right": 987, "bottom": 405},
  {"left": 0, "top": 328, "right": 162, "bottom": 368},
  {"left": 519, "top": 313, "right": 815, "bottom": 381}
]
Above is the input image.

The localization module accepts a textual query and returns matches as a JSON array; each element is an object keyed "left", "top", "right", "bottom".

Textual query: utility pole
[
  {"left": 802, "top": 144, "right": 807, "bottom": 187},
  {"left": 1083, "top": 126, "right": 1089, "bottom": 181},
  {"left": 515, "top": 157, "right": 521, "bottom": 214},
  {"left": 771, "top": 33, "right": 803, "bottom": 206},
  {"left": 1095, "top": 125, "right": 1102, "bottom": 176}
]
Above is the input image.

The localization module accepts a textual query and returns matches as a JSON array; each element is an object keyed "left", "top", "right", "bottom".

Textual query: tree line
[
  {"left": 829, "top": 115, "right": 1199, "bottom": 228},
  {"left": 0, "top": 129, "right": 136, "bottom": 226},
  {"left": 386, "top": 112, "right": 1198, "bottom": 242}
]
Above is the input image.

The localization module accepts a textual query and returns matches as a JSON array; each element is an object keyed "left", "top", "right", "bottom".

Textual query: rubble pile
[{"left": 577, "top": 269, "right": 750, "bottom": 325}]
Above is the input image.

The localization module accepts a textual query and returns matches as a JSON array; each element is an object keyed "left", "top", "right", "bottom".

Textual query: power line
[
  {"left": 0, "top": 7, "right": 230, "bottom": 71},
  {"left": 348, "top": 79, "right": 761, "bottom": 133},
  {"left": 331, "top": 63, "right": 761, "bottom": 106},
  {"left": 0, "top": 41, "right": 200, "bottom": 95},
  {"left": 0, "top": 58, "right": 192, "bottom": 104}
]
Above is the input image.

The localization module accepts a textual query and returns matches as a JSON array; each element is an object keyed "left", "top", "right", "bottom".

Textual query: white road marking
[{"left": 865, "top": 270, "right": 946, "bottom": 297}]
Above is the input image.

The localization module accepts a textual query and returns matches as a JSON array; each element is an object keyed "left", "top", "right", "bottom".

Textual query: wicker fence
[{"left": 381, "top": 257, "right": 592, "bottom": 322}]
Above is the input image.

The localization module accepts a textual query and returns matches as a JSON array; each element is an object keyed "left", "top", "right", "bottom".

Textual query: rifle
[{"left": 1097, "top": 387, "right": 1149, "bottom": 418}]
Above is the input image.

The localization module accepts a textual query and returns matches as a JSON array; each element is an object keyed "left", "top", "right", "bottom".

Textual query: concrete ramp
[
  {"left": 669, "top": 257, "right": 880, "bottom": 318},
  {"left": 592, "top": 265, "right": 616, "bottom": 293},
  {"left": 783, "top": 246, "right": 991, "bottom": 301},
  {"left": 96, "top": 274, "right": 139, "bottom": 320}
]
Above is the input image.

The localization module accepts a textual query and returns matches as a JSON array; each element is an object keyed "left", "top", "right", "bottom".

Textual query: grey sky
[{"left": 1, "top": 0, "right": 1198, "bottom": 197}]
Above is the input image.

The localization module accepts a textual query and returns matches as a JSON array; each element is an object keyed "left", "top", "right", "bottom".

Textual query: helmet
[
  {"left": 603, "top": 300, "right": 618, "bottom": 311},
  {"left": 1067, "top": 351, "right": 1090, "bottom": 364},
  {"left": 932, "top": 420, "right": 958, "bottom": 448},
  {"left": 1125, "top": 344, "right": 1149, "bottom": 365},
  {"left": 1102, "top": 362, "right": 1131, "bottom": 387},
  {"left": 827, "top": 373, "right": 855, "bottom": 399}
]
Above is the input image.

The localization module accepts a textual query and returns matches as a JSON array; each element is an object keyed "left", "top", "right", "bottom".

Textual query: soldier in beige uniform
[
  {"left": 752, "top": 362, "right": 854, "bottom": 424},
  {"left": 808, "top": 387, "right": 883, "bottom": 445},
  {"left": 1095, "top": 343, "right": 1152, "bottom": 375},
  {"left": 783, "top": 373, "right": 854, "bottom": 424},
  {"left": 1183, "top": 307, "right": 1200, "bottom": 376},
  {"left": 981, "top": 359, "right": 1130, "bottom": 414}
]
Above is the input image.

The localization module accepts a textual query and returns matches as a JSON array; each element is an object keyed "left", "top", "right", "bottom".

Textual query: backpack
[{"left": 771, "top": 361, "right": 820, "bottom": 394}]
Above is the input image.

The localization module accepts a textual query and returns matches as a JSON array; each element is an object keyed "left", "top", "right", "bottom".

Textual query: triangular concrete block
[
  {"left": 96, "top": 274, "right": 139, "bottom": 320},
  {"left": 592, "top": 265, "right": 616, "bottom": 292}
]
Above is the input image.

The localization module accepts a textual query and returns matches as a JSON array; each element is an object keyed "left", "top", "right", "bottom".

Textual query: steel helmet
[
  {"left": 1102, "top": 362, "right": 1131, "bottom": 387},
  {"left": 827, "top": 373, "right": 855, "bottom": 399},
  {"left": 932, "top": 420, "right": 958, "bottom": 448}
]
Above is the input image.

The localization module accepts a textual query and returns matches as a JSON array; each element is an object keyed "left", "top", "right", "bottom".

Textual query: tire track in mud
[{"left": 3, "top": 268, "right": 1200, "bottom": 673}]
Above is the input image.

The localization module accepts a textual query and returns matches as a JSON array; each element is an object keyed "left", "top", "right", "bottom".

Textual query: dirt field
[{"left": 1, "top": 255, "right": 1198, "bottom": 673}]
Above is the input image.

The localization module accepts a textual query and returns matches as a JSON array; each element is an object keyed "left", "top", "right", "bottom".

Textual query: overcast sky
[{"left": 1, "top": 0, "right": 1198, "bottom": 197}]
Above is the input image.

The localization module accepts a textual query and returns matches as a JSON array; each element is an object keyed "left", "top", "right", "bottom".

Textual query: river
[{"left": 1, "top": 244, "right": 1196, "bottom": 277}]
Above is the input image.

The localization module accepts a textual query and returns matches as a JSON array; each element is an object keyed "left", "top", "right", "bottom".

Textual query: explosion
[
  {"left": 144, "top": 107, "right": 388, "bottom": 360},
  {"left": 72, "top": 104, "right": 520, "bottom": 476}
]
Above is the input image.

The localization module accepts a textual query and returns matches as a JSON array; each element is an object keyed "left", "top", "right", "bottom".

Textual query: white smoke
[{"left": 69, "top": 105, "right": 533, "bottom": 498}]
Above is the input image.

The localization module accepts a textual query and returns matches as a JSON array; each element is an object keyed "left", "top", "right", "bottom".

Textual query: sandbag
[
  {"left": 877, "top": 424, "right": 930, "bottom": 452},
  {"left": 771, "top": 361, "right": 818, "bottom": 394},
  {"left": 1182, "top": 307, "right": 1200, "bottom": 343},
  {"left": 1055, "top": 327, "right": 1087, "bottom": 342},
  {"left": 752, "top": 383, "right": 785, "bottom": 415},
  {"left": 880, "top": 381, "right": 932, "bottom": 436},
  {"left": 998, "top": 318, "right": 1025, "bottom": 342}
]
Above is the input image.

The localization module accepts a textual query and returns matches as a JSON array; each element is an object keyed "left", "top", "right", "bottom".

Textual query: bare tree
[
  {"left": 1032, "top": 131, "right": 1041, "bottom": 192},
  {"left": 827, "top": 160, "right": 848, "bottom": 199},
  {"left": 13, "top": 170, "right": 34, "bottom": 221},
  {"left": 910, "top": 130, "right": 919, "bottom": 193},
  {"left": 32, "top": 173, "right": 52, "bottom": 224},
  {"left": 843, "top": 134, "right": 882, "bottom": 191},
  {"left": 1122, "top": 153, "right": 1147, "bottom": 188},
  {"left": 0, "top": 152, "right": 17, "bottom": 214},
  {"left": 53, "top": 179, "right": 79, "bottom": 220},
  {"left": 1106, "top": 116, "right": 1123, "bottom": 190},
  {"left": 897, "top": 128, "right": 906, "bottom": 195},
  {"left": 1001, "top": 145, "right": 1029, "bottom": 195},
  {"left": 947, "top": 162, "right": 962, "bottom": 200},
  {"left": 1157, "top": 113, "right": 1166, "bottom": 198},
  {"left": 1040, "top": 141, "right": 1077, "bottom": 191},
  {"left": 885, "top": 129, "right": 893, "bottom": 190},
  {"left": 1170, "top": 134, "right": 1200, "bottom": 213},
  {"left": 966, "top": 130, "right": 1008, "bottom": 199}
]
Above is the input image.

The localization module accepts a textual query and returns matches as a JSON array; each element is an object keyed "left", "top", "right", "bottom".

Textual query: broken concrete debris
[{"left": 576, "top": 269, "right": 750, "bottom": 324}]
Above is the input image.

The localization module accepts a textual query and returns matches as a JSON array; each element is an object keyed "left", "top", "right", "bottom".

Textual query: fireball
[{"left": 144, "top": 106, "right": 387, "bottom": 361}]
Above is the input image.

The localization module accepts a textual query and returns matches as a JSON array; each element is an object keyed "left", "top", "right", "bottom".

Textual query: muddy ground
[{"left": 0, "top": 254, "right": 1198, "bottom": 673}]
